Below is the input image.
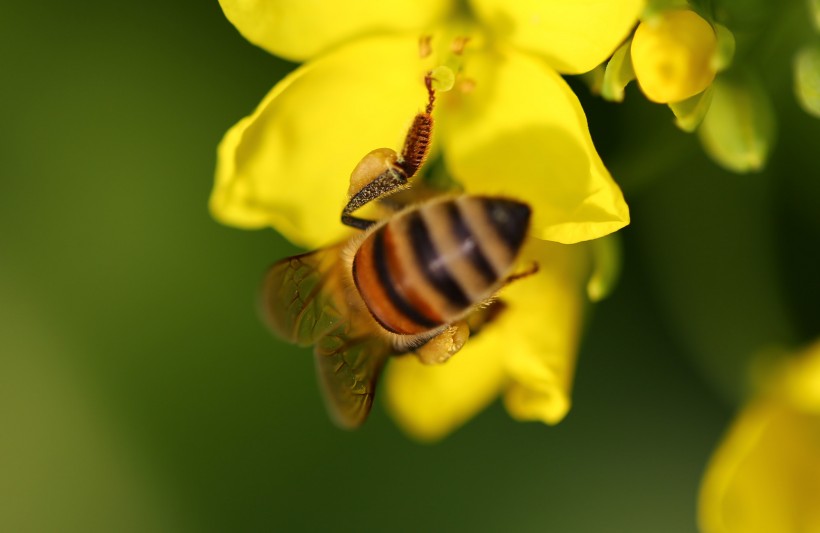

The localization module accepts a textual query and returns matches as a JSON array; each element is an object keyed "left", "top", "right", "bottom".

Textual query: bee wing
[
  {"left": 314, "top": 324, "right": 395, "bottom": 429},
  {"left": 260, "top": 246, "right": 348, "bottom": 346}
]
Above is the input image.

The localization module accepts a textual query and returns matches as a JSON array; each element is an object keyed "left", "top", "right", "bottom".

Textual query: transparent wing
[
  {"left": 314, "top": 322, "right": 395, "bottom": 429},
  {"left": 259, "top": 246, "right": 348, "bottom": 347},
  {"left": 261, "top": 245, "right": 398, "bottom": 428}
]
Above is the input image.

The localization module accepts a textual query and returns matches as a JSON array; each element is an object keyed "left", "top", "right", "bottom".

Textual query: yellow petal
[
  {"left": 468, "top": 0, "right": 644, "bottom": 74},
  {"left": 384, "top": 239, "right": 591, "bottom": 439},
  {"left": 218, "top": 0, "right": 452, "bottom": 62},
  {"left": 383, "top": 327, "right": 507, "bottom": 442},
  {"left": 700, "top": 342, "right": 820, "bottom": 533},
  {"left": 440, "top": 48, "right": 630, "bottom": 244},
  {"left": 501, "top": 239, "right": 591, "bottom": 424},
  {"left": 211, "top": 35, "right": 434, "bottom": 248},
  {"left": 780, "top": 340, "right": 820, "bottom": 415},
  {"left": 699, "top": 401, "right": 820, "bottom": 533}
]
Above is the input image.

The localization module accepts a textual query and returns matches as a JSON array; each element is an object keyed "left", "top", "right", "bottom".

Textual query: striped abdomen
[{"left": 352, "top": 195, "right": 531, "bottom": 337}]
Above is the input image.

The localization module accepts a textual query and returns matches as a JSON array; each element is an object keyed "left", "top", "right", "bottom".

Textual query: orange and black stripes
[
  {"left": 406, "top": 210, "right": 471, "bottom": 309},
  {"left": 352, "top": 195, "right": 531, "bottom": 337},
  {"left": 444, "top": 201, "right": 497, "bottom": 284}
]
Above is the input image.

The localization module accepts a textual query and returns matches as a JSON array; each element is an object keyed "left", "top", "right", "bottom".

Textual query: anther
[
  {"left": 418, "top": 35, "right": 432, "bottom": 59},
  {"left": 451, "top": 36, "right": 470, "bottom": 55}
]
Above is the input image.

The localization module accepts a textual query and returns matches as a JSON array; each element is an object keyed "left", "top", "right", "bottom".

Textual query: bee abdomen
[{"left": 353, "top": 195, "right": 531, "bottom": 336}]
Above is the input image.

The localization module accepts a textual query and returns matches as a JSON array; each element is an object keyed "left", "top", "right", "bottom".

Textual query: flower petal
[
  {"left": 699, "top": 342, "right": 820, "bottom": 533},
  {"left": 698, "top": 401, "right": 820, "bottom": 533},
  {"left": 383, "top": 239, "right": 590, "bottom": 439},
  {"left": 441, "top": 48, "right": 630, "bottom": 243},
  {"left": 468, "top": 0, "right": 644, "bottom": 74},
  {"left": 218, "top": 0, "right": 453, "bottom": 62},
  {"left": 501, "top": 239, "right": 591, "bottom": 424},
  {"left": 211, "top": 35, "right": 436, "bottom": 248},
  {"left": 780, "top": 340, "right": 820, "bottom": 415},
  {"left": 383, "top": 328, "right": 507, "bottom": 442}
]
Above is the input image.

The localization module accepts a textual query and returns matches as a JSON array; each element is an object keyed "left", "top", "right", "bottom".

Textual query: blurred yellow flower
[
  {"left": 213, "top": 0, "right": 642, "bottom": 439},
  {"left": 631, "top": 9, "right": 718, "bottom": 104},
  {"left": 699, "top": 340, "right": 820, "bottom": 533}
]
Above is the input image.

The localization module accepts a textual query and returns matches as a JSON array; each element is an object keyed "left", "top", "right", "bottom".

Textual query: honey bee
[{"left": 260, "top": 73, "right": 533, "bottom": 429}]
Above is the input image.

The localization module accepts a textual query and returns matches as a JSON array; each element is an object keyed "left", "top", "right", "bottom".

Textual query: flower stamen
[
  {"left": 418, "top": 35, "right": 432, "bottom": 58},
  {"left": 457, "top": 77, "right": 476, "bottom": 94},
  {"left": 451, "top": 36, "right": 470, "bottom": 55}
]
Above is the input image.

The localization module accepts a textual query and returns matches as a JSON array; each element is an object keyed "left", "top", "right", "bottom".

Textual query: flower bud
[
  {"left": 587, "top": 236, "right": 622, "bottom": 302},
  {"left": 602, "top": 39, "right": 636, "bottom": 102},
  {"left": 698, "top": 73, "right": 776, "bottom": 173},
  {"left": 631, "top": 10, "right": 718, "bottom": 103},
  {"left": 669, "top": 86, "right": 713, "bottom": 132},
  {"left": 794, "top": 43, "right": 820, "bottom": 118}
]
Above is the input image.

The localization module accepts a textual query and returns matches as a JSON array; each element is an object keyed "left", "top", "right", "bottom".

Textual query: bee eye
[{"left": 348, "top": 148, "right": 399, "bottom": 197}]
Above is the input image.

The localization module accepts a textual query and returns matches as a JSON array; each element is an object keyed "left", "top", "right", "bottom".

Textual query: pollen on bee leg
[
  {"left": 414, "top": 321, "right": 470, "bottom": 365},
  {"left": 347, "top": 148, "right": 399, "bottom": 197}
]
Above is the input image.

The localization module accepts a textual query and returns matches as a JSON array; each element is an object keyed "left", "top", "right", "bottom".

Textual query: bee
[{"left": 260, "top": 73, "right": 534, "bottom": 429}]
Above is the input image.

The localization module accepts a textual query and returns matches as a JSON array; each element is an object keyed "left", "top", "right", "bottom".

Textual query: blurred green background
[{"left": 2, "top": 1, "right": 818, "bottom": 532}]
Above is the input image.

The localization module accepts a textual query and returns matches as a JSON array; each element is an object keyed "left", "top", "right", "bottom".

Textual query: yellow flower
[
  {"left": 699, "top": 341, "right": 820, "bottom": 533},
  {"left": 601, "top": 7, "right": 773, "bottom": 173},
  {"left": 212, "top": 0, "right": 641, "bottom": 439},
  {"left": 631, "top": 9, "right": 718, "bottom": 104}
]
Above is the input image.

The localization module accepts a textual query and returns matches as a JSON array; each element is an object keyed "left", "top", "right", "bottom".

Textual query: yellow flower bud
[{"left": 631, "top": 10, "right": 718, "bottom": 103}]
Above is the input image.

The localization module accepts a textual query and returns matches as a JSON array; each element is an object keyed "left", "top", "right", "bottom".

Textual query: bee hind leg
[
  {"left": 341, "top": 71, "right": 439, "bottom": 231},
  {"left": 412, "top": 321, "right": 470, "bottom": 365},
  {"left": 341, "top": 167, "right": 410, "bottom": 230}
]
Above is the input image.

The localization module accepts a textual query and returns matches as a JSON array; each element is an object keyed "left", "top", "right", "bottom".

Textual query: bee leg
[
  {"left": 502, "top": 262, "right": 540, "bottom": 286},
  {"left": 413, "top": 321, "right": 470, "bottom": 365},
  {"left": 395, "top": 72, "right": 436, "bottom": 178},
  {"left": 341, "top": 167, "right": 410, "bottom": 230},
  {"left": 341, "top": 72, "right": 438, "bottom": 231}
]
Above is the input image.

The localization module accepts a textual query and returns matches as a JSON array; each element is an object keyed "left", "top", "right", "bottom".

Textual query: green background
[{"left": 2, "top": 1, "right": 818, "bottom": 531}]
